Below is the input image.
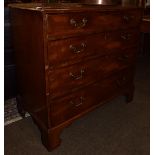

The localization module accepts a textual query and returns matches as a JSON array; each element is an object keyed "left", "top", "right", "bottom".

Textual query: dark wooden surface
[
  {"left": 10, "top": 3, "right": 142, "bottom": 151},
  {"left": 140, "top": 15, "right": 150, "bottom": 33},
  {"left": 46, "top": 10, "right": 141, "bottom": 36},
  {"left": 4, "top": 7, "right": 18, "bottom": 100},
  {"left": 10, "top": 8, "right": 49, "bottom": 127},
  {"left": 50, "top": 67, "right": 134, "bottom": 126},
  {"left": 47, "top": 31, "right": 139, "bottom": 68}
]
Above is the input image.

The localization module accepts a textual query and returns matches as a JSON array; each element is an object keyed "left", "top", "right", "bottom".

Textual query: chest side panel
[{"left": 10, "top": 8, "right": 48, "bottom": 128}]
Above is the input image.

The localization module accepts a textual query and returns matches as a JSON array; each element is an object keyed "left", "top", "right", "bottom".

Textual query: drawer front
[
  {"left": 115, "top": 48, "right": 138, "bottom": 65},
  {"left": 47, "top": 33, "right": 106, "bottom": 67},
  {"left": 47, "top": 29, "right": 140, "bottom": 68},
  {"left": 50, "top": 69, "right": 134, "bottom": 126},
  {"left": 46, "top": 10, "right": 141, "bottom": 37},
  {"left": 48, "top": 57, "right": 107, "bottom": 98},
  {"left": 104, "top": 29, "right": 140, "bottom": 49},
  {"left": 48, "top": 52, "right": 136, "bottom": 98}
]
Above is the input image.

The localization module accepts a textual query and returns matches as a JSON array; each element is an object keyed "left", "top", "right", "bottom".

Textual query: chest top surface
[{"left": 9, "top": 2, "right": 142, "bottom": 12}]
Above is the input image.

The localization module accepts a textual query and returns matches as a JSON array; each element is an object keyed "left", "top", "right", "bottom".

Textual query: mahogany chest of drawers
[{"left": 10, "top": 3, "right": 142, "bottom": 151}]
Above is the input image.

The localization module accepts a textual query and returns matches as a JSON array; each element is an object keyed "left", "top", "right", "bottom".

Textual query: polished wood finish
[
  {"left": 47, "top": 10, "right": 141, "bottom": 36},
  {"left": 10, "top": 3, "right": 142, "bottom": 151},
  {"left": 50, "top": 68, "right": 134, "bottom": 126},
  {"left": 47, "top": 31, "right": 139, "bottom": 68},
  {"left": 140, "top": 15, "right": 150, "bottom": 33},
  {"left": 10, "top": 7, "right": 49, "bottom": 127}
]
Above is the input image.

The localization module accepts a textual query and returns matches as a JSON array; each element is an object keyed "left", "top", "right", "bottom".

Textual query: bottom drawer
[{"left": 50, "top": 69, "right": 134, "bottom": 126}]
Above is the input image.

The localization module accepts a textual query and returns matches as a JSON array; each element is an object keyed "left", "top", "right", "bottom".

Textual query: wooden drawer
[
  {"left": 48, "top": 57, "right": 106, "bottom": 98},
  {"left": 115, "top": 48, "right": 138, "bottom": 65},
  {"left": 105, "top": 47, "right": 138, "bottom": 67},
  {"left": 104, "top": 29, "right": 140, "bottom": 49},
  {"left": 47, "top": 29, "right": 139, "bottom": 68},
  {"left": 47, "top": 52, "right": 135, "bottom": 98},
  {"left": 46, "top": 10, "right": 141, "bottom": 37},
  {"left": 47, "top": 33, "right": 106, "bottom": 67},
  {"left": 50, "top": 69, "right": 134, "bottom": 126}
]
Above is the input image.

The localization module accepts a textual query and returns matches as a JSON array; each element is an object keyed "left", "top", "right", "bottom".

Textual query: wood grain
[{"left": 9, "top": 3, "right": 142, "bottom": 151}]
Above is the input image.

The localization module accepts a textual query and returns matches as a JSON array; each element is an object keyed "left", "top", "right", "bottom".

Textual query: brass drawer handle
[
  {"left": 69, "top": 69, "right": 85, "bottom": 80},
  {"left": 121, "top": 33, "right": 132, "bottom": 40},
  {"left": 69, "top": 42, "right": 86, "bottom": 54},
  {"left": 123, "top": 15, "right": 134, "bottom": 22},
  {"left": 70, "top": 96, "right": 84, "bottom": 107},
  {"left": 116, "top": 76, "right": 126, "bottom": 87},
  {"left": 123, "top": 15, "right": 130, "bottom": 21},
  {"left": 70, "top": 18, "right": 88, "bottom": 28},
  {"left": 118, "top": 54, "right": 129, "bottom": 61}
]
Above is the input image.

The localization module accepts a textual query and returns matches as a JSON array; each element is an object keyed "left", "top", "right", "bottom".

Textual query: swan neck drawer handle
[
  {"left": 116, "top": 76, "right": 126, "bottom": 87},
  {"left": 70, "top": 96, "right": 84, "bottom": 107},
  {"left": 70, "top": 18, "right": 88, "bottom": 28},
  {"left": 121, "top": 33, "right": 132, "bottom": 40},
  {"left": 69, "top": 42, "right": 86, "bottom": 54},
  {"left": 69, "top": 69, "right": 85, "bottom": 80},
  {"left": 118, "top": 54, "right": 129, "bottom": 61},
  {"left": 123, "top": 15, "right": 134, "bottom": 22}
]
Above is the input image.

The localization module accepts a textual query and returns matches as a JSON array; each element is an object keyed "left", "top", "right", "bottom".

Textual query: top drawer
[{"left": 46, "top": 10, "right": 142, "bottom": 37}]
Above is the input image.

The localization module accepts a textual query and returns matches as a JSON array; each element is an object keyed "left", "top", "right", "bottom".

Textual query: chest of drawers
[{"left": 10, "top": 3, "right": 142, "bottom": 151}]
